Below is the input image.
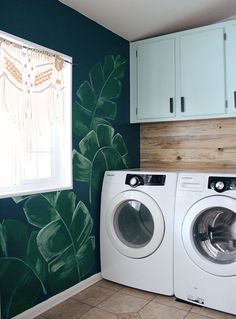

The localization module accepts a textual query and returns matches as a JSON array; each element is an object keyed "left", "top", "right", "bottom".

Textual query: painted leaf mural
[
  {"left": 73, "top": 55, "right": 130, "bottom": 201},
  {"left": 0, "top": 220, "right": 47, "bottom": 319},
  {"left": 73, "top": 123, "right": 130, "bottom": 201},
  {"left": 23, "top": 190, "right": 95, "bottom": 294},
  {"left": 73, "top": 55, "right": 127, "bottom": 137}
]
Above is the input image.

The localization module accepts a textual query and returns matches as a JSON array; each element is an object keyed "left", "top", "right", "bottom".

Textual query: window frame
[{"left": 0, "top": 30, "right": 73, "bottom": 199}]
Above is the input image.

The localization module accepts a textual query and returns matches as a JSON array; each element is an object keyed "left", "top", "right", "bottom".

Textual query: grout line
[
  {"left": 183, "top": 305, "right": 231, "bottom": 319},
  {"left": 183, "top": 303, "right": 194, "bottom": 319},
  {"left": 117, "top": 291, "right": 154, "bottom": 303},
  {"left": 119, "top": 288, "right": 156, "bottom": 302},
  {"left": 95, "top": 281, "right": 124, "bottom": 292},
  {"left": 152, "top": 295, "right": 193, "bottom": 312},
  {"left": 136, "top": 298, "right": 153, "bottom": 313},
  {"left": 71, "top": 289, "right": 119, "bottom": 308},
  {"left": 93, "top": 304, "right": 120, "bottom": 316}
]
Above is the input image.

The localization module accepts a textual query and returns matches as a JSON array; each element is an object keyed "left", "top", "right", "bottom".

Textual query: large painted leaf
[
  {"left": 0, "top": 220, "right": 47, "bottom": 285},
  {"left": 0, "top": 219, "right": 28, "bottom": 258},
  {"left": 73, "top": 124, "right": 129, "bottom": 201},
  {"left": 23, "top": 195, "right": 59, "bottom": 228},
  {"left": 73, "top": 55, "right": 127, "bottom": 137},
  {"left": 0, "top": 223, "right": 7, "bottom": 256},
  {"left": 12, "top": 195, "right": 31, "bottom": 204},
  {"left": 0, "top": 258, "right": 45, "bottom": 319},
  {"left": 23, "top": 191, "right": 95, "bottom": 294},
  {"left": 47, "top": 236, "right": 95, "bottom": 294},
  {"left": 26, "top": 231, "right": 48, "bottom": 288},
  {"left": 0, "top": 220, "right": 47, "bottom": 319},
  {"left": 12, "top": 191, "right": 59, "bottom": 205}
]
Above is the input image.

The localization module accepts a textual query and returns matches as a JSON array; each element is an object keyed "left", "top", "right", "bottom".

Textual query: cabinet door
[
  {"left": 225, "top": 25, "right": 236, "bottom": 114},
  {"left": 179, "top": 28, "right": 226, "bottom": 118},
  {"left": 136, "top": 38, "right": 175, "bottom": 120}
]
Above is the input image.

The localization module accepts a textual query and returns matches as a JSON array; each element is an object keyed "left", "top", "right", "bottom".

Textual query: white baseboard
[{"left": 12, "top": 272, "right": 102, "bottom": 319}]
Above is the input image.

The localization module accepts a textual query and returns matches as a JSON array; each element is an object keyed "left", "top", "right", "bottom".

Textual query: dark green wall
[{"left": 0, "top": 1, "right": 140, "bottom": 318}]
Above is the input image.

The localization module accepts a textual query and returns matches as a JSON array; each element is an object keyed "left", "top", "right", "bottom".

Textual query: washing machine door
[
  {"left": 182, "top": 195, "right": 236, "bottom": 276},
  {"left": 106, "top": 190, "right": 165, "bottom": 259}
]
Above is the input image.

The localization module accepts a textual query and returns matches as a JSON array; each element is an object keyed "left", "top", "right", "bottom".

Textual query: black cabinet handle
[
  {"left": 234, "top": 91, "right": 236, "bottom": 108},
  {"left": 170, "top": 98, "right": 174, "bottom": 113},
  {"left": 181, "top": 97, "right": 185, "bottom": 112}
]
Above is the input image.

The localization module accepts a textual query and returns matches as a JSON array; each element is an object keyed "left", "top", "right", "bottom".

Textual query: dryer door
[
  {"left": 182, "top": 195, "right": 236, "bottom": 276},
  {"left": 106, "top": 190, "right": 165, "bottom": 259}
]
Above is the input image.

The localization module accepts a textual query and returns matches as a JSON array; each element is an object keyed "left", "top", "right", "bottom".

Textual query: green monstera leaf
[
  {"left": 73, "top": 124, "right": 130, "bottom": 201},
  {"left": 23, "top": 190, "right": 95, "bottom": 294},
  {"left": 0, "top": 220, "right": 47, "bottom": 319},
  {"left": 73, "top": 55, "right": 127, "bottom": 137}
]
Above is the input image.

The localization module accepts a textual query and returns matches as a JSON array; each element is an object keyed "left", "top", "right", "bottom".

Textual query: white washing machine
[
  {"left": 100, "top": 170, "right": 177, "bottom": 295},
  {"left": 174, "top": 172, "right": 236, "bottom": 315}
]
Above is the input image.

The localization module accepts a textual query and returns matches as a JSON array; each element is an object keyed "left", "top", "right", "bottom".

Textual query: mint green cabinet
[
  {"left": 178, "top": 28, "right": 226, "bottom": 118},
  {"left": 130, "top": 20, "right": 236, "bottom": 123},
  {"left": 225, "top": 24, "right": 236, "bottom": 114},
  {"left": 131, "top": 38, "right": 175, "bottom": 120}
]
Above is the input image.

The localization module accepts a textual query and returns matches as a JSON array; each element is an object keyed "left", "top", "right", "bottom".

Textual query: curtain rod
[{"left": 0, "top": 36, "right": 78, "bottom": 67}]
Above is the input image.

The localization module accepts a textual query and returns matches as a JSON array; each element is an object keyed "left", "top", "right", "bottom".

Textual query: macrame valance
[{"left": 0, "top": 37, "right": 65, "bottom": 153}]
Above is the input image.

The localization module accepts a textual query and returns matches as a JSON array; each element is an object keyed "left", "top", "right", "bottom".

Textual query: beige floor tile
[
  {"left": 41, "top": 299, "right": 91, "bottom": 319},
  {"left": 191, "top": 306, "right": 236, "bottom": 319},
  {"left": 96, "top": 279, "right": 124, "bottom": 291},
  {"left": 139, "top": 302, "right": 188, "bottom": 319},
  {"left": 80, "top": 307, "right": 117, "bottom": 319},
  {"left": 72, "top": 284, "right": 116, "bottom": 306},
  {"left": 153, "top": 294, "right": 192, "bottom": 311},
  {"left": 185, "top": 313, "right": 211, "bottom": 319},
  {"left": 118, "top": 313, "right": 141, "bottom": 319},
  {"left": 98, "top": 291, "right": 148, "bottom": 314},
  {"left": 120, "top": 286, "right": 156, "bottom": 301}
]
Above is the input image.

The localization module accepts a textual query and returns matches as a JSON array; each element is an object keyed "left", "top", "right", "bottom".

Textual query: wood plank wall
[{"left": 140, "top": 118, "right": 236, "bottom": 171}]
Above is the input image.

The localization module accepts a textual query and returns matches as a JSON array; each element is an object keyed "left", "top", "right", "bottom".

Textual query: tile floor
[{"left": 35, "top": 279, "right": 235, "bottom": 319}]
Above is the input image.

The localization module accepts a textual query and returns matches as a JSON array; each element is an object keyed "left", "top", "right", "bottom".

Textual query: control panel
[
  {"left": 208, "top": 176, "right": 236, "bottom": 193},
  {"left": 125, "top": 174, "right": 166, "bottom": 188}
]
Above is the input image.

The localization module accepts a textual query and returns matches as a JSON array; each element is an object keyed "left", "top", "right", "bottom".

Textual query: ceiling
[{"left": 59, "top": 0, "right": 236, "bottom": 41}]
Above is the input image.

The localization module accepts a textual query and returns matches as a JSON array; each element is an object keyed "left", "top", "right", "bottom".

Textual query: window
[{"left": 0, "top": 31, "right": 72, "bottom": 198}]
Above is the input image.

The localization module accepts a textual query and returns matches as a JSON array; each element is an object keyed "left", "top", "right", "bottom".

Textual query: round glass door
[
  {"left": 106, "top": 190, "right": 165, "bottom": 259},
  {"left": 182, "top": 196, "right": 236, "bottom": 276},
  {"left": 193, "top": 207, "right": 236, "bottom": 264},
  {"left": 113, "top": 200, "right": 154, "bottom": 249}
]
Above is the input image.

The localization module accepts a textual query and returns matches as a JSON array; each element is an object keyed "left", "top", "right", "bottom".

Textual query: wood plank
[
  {"left": 141, "top": 135, "right": 236, "bottom": 150},
  {"left": 141, "top": 118, "right": 236, "bottom": 138},
  {"left": 140, "top": 118, "right": 236, "bottom": 171}
]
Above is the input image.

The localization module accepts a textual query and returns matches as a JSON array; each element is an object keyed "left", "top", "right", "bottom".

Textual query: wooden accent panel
[{"left": 140, "top": 118, "right": 236, "bottom": 170}]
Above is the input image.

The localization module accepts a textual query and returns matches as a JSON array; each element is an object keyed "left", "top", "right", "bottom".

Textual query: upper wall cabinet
[
  {"left": 130, "top": 20, "right": 236, "bottom": 123},
  {"left": 133, "top": 38, "right": 176, "bottom": 120},
  {"left": 178, "top": 28, "right": 225, "bottom": 118},
  {"left": 225, "top": 24, "right": 236, "bottom": 114}
]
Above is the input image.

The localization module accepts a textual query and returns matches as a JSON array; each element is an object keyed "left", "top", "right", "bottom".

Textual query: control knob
[
  {"left": 214, "top": 181, "right": 225, "bottom": 192},
  {"left": 129, "top": 176, "right": 140, "bottom": 187}
]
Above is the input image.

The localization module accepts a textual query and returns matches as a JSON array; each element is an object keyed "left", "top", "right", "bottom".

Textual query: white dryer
[
  {"left": 100, "top": 170, "right": 177, "bottom": 295},
  {"left": 174, "top": 172, "right": 236, "bottom": 315}
]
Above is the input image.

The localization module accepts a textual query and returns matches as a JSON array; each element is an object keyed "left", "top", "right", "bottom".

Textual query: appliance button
[
  {"left": 130, "top": 176, "right": 140, "bottom": 187},
  {"left": 215, "top": 181, "right": 225, "bottom": 191}
]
